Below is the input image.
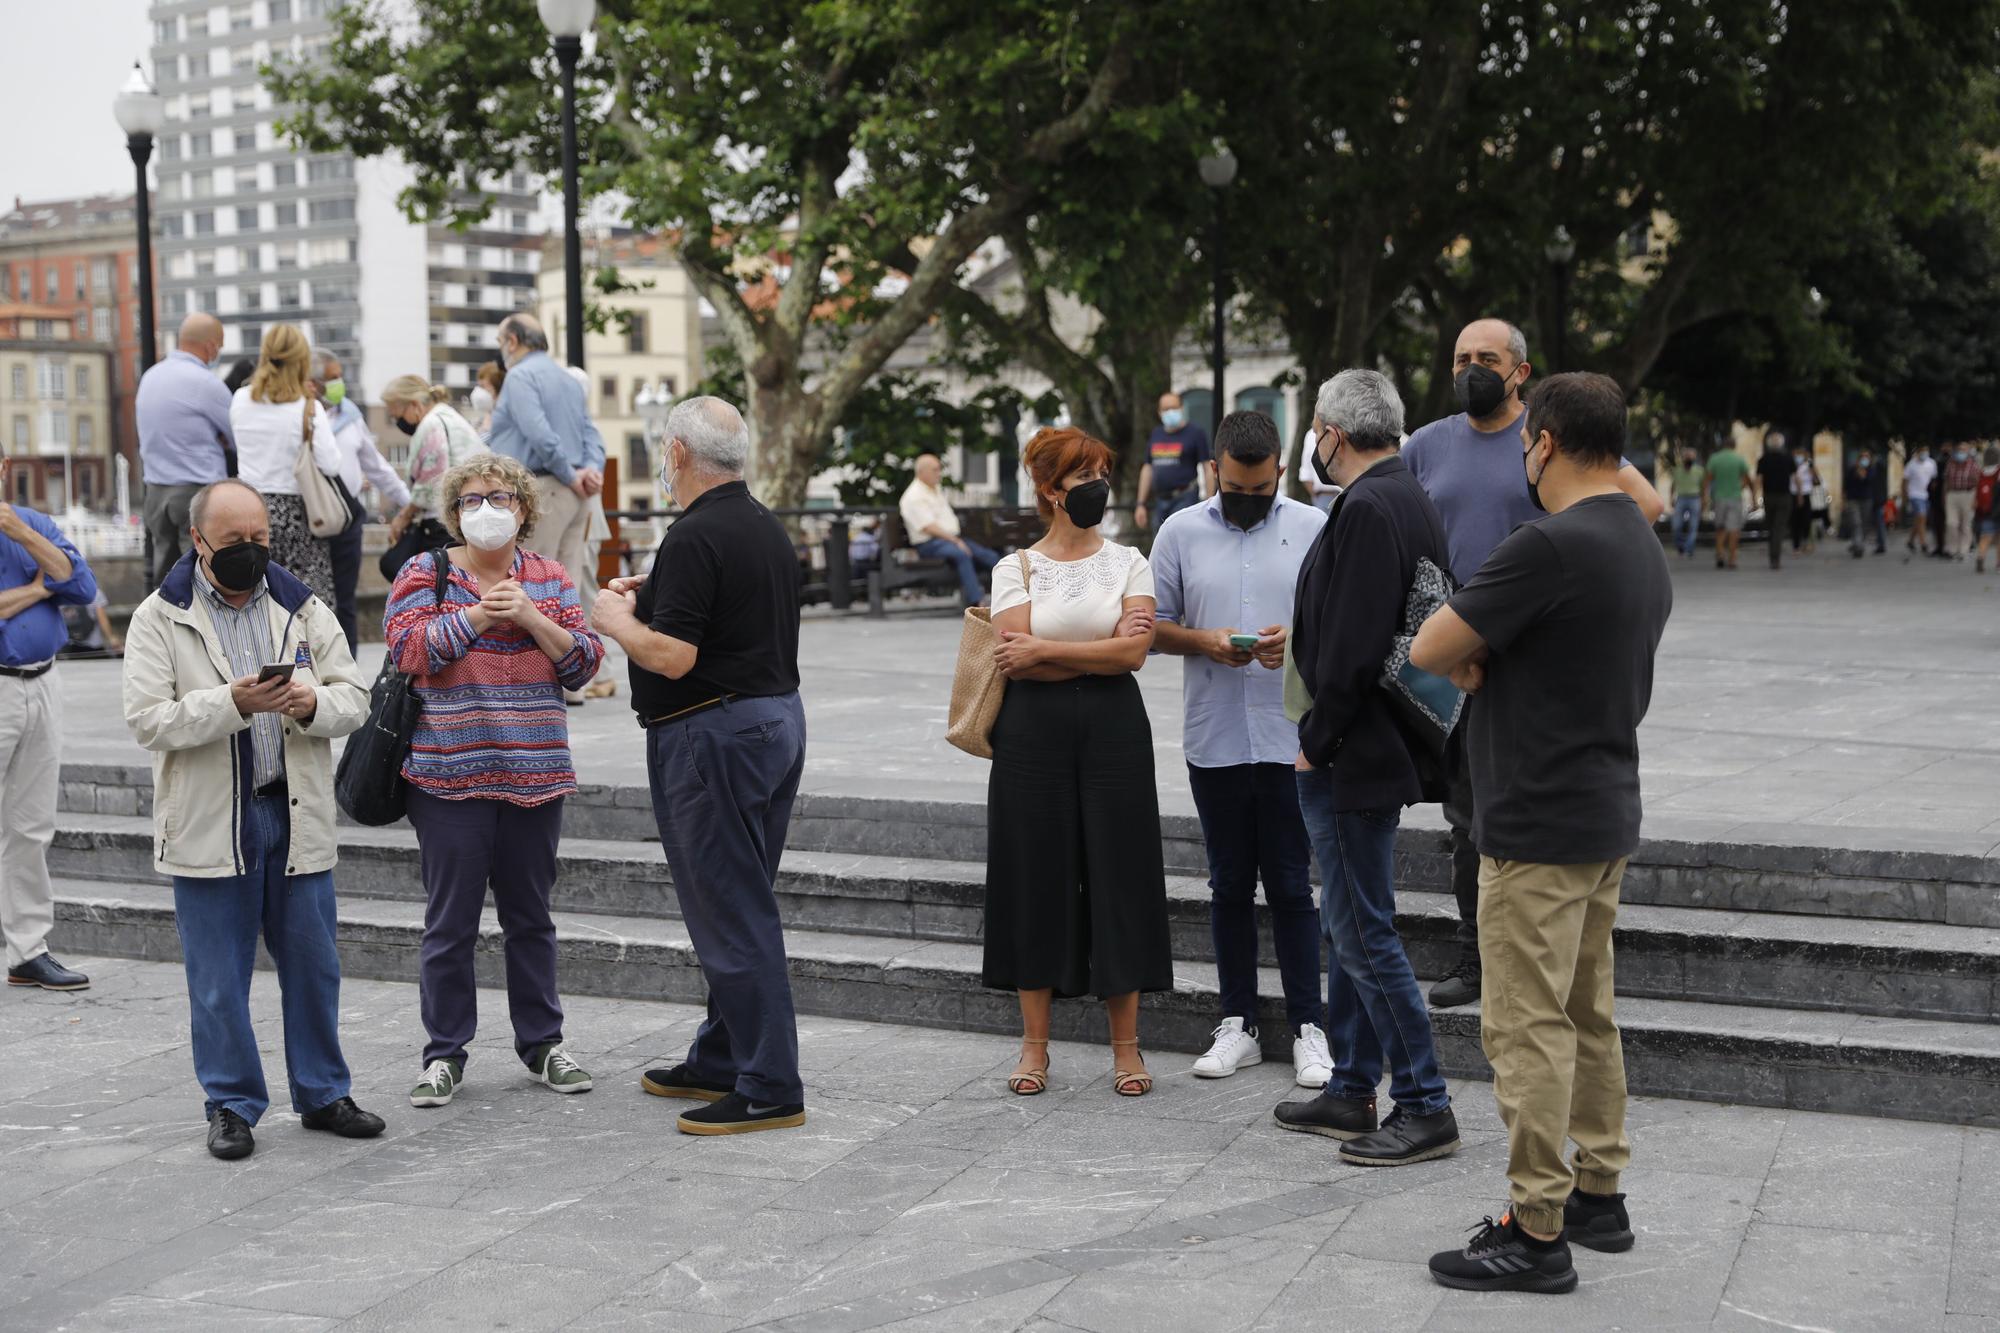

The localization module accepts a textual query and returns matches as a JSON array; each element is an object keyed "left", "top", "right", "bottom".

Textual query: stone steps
[
  {"left": 50, "top": 813, "right": 2000, "bottom": 1025},
  {"left": 49, "top": 878, "right": 2000, "bottom": 1129}
]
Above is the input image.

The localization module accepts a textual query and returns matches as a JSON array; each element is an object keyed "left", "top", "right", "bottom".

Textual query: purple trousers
[{"left": 407, "top": 787, "right": 566, "bottom": 1067}]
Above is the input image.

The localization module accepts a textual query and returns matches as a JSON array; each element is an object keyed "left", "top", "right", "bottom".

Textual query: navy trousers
[
  {"left": 1185, "top": 762, "right": 1322, "bottom": 1033},
  {"left": 407, "top": 788, "right": 566, "bottom": 1068},
  {"left": 647, "top": 693, "right": 808, "bottom": 1105}
]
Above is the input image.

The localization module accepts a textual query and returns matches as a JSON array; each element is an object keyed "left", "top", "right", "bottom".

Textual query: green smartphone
[{"left": 1228, "top": 633, "right": 1262, "bottom": 650}]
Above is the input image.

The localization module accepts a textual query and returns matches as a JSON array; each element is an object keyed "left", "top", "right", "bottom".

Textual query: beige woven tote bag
[{"left": 946, "top": 551, "right": 1031, "bottom": 759}]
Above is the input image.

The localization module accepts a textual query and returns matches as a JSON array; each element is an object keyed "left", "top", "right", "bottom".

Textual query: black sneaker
[
  {"left": 1428, "top": 953, "right": 1481, "bottom": 1009},
  {"left": 300, "top": 1096, "right": 386, "bottom": 1139},
  {"left": 1340, "top": 1105, "right": 1460, "bottom": 1166},
  {"left": 1272, "top": 1092, "right": 1377, "bottom": 1140},
  {"left": 1564, "top": 1188, "right": 1634, "bottom": 1252},
  {"left": 207, "top": 1108, "right": 255, "bottom": 1161},
  {"left": 676, "top": 1090, "right": 805, "bottom": 1136},
  {"left": 1429, "top": 1213, "right": 1578, "bottom": 1293},
  {"left": 641, "top": 1063, "right": 732, "bottom": 1103}
]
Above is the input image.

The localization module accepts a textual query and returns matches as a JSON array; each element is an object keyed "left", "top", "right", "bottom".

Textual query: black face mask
[
  {"left": 200, "top": 532, "right": 271, "bottom": 593},
  {"left": 1309, "top": 426, "right": 1340, "bottom": 486},
  {"left": 1062, "top": 478, "right": 1111, "bottom": 529},
  {"left": 394, "top": 416, "right": 418, "bottom": 436},
  {"left": 1455, "top": 364, "right": 1512, "bottom": 419},
  {"left": 1220, "top": 490, "right": 1276, "bottom": 531},
  {"left": 1523, "top": 439, "right": 1548, "bottom": 513}
]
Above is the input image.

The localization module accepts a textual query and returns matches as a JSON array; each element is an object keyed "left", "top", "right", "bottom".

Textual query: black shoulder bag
[{"left": 335, "top": 550, "right": 451, "bottom": 827}]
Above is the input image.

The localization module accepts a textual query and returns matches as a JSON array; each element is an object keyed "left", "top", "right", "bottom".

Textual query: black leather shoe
[
  {"left": 641, "top": 1063, "right": 732, "bottom": 1102},
  {"left": 1340, "top": 1105, "right": 1461, "bottom": 1166},
  {"left": 207, "top": 1108, "right": 255, "bottom": 1161},
  {"left": 1564, "top": 1188, "right": 1635, "bottom": 1252},
  {"left": 1272, "top": 1092, "right": 1378, "bottom": 1140},
  {"left": 300, "top": 1096, "right": 386, "bottom": 1139},
  {"left": 7, "top": 954, "right": 90, "bottom": 991},
  {"left": 1427, "top": 953, "right": 1480, "bottom": 1009}
]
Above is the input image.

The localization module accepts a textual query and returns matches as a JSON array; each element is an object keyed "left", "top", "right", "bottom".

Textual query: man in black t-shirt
[
  {"left": 1754, "top": 434, "right": 1794, "bottom": 569},
  {"left": 1410, "top": 373, "right": 1672, "bottom": 1295},
  {"left": 589, "top": 396, "right": 808, "bottom": 1137}
]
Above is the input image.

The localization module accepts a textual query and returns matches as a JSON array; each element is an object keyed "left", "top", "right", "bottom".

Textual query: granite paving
[{"left": 5, "top": 960, "right": 1996, "bottom": 1332}]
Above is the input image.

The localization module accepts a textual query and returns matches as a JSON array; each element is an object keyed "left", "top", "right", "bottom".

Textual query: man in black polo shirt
[{"left": 589, "top": 396, "right": 807, "bottom": 1135}]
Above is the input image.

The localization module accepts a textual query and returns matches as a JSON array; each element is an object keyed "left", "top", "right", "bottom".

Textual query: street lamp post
[
  {"left": 1545, "top": 224, "right": 1576, "bottom": 372},
  {"left": 113, "top": 62, "right": 164, "bottom": 376},
  {"left": 538, "top": 0, "right": 595, "bottom": 371},
  {"left": 1198, "top": 143, "right": 1238, "bottom": 438}
]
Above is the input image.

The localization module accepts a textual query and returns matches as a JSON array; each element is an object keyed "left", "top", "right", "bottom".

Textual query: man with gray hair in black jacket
[{"left": 1272, "top": 368, "right": 1460, "bottom": 1169}]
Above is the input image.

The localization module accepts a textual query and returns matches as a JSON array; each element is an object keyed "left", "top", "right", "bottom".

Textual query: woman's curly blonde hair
[{"left": 439, "top": 453, "right": 541, "bottom": 545}]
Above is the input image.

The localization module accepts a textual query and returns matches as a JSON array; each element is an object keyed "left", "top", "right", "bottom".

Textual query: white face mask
[
  {"left": 459, "top": 502, "right": 519, "bottom": 551},
  {"left": 470, "top": 385, "right": 495, "bottom": 413}
]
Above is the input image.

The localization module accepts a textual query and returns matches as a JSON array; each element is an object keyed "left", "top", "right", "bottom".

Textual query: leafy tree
[{"left": 269, "top": 0, "right": 1149, "bottom": 505}]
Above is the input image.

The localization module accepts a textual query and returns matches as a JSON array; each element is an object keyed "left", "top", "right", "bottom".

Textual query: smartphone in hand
[
  {"left": 1227, "top": 633, "right": 1262, "bottom": 650},
  {"left": 256, "top": 662, "right": 297, "bottom": 685}
]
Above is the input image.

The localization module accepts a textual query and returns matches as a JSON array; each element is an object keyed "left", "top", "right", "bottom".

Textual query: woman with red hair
[{"left": 984, "top": 428, "right": 1172, "bottom": 1097}]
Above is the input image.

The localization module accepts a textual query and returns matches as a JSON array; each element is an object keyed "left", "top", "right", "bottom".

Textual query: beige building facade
[{"left": 0, "top": 305, "right": 116, "bottom": 512}]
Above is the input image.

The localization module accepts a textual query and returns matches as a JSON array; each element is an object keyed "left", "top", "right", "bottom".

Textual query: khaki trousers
[
  {"left": 0, "top": 670, "right": 60, "bottom": 967},
  {"left": 1945, "top": 489, "right": 1976, "bottom": 558},
  {"left": 532, "top": 475, "right": 597, "bottom": 603},
  {"left": 1478, "top": 855, "right": 1631, "bottom": 1235}
]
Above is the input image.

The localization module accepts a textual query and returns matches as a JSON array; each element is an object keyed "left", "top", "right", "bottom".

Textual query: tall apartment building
[{"left": 146, "top": 0, "right": 543, "bottom": 406}]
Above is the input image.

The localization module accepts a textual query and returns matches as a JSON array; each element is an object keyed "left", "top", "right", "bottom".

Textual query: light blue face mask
[{"left": 1161, "top": 408, "right": 1186, "bottom": 431}]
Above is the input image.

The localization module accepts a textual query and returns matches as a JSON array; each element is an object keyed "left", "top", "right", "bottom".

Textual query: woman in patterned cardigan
[{"left": 383, "top": 453, "right": 604, "bottom": 1110}]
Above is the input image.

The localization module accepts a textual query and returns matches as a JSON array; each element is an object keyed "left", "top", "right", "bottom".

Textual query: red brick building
[{"left": 0, "top": 194, "right": 155, "bottom": 480}]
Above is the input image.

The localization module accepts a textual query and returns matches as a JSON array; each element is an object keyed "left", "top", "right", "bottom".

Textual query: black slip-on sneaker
[
  {"left": 1272, "top": 1092, "right": 1377, "bottom": 1140},
  {"left": 676, "top": 1091, "right": 805, "bottom": 1136},
  {"left": 1427, "top": 954, "right": 1481, "bottom": 1009},
  {"left": 1339, "top": 1105, "right": 1460, "bottom": 1166},
  {"left": 207, "top": 1108, "right": 255, "bottom": 1161},
  {"left": 641, "top": 1064, "right": 733, "bottom": 1102},
  {"left": 1564, "top": 1188, "right": 1634, "bottom": 1252},
  {"left": 1429, "top": 1213, "right": 1578, "bottom": 1294}
]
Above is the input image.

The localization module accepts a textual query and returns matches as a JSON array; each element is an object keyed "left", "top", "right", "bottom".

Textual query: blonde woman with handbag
[
  {"left": 983, "top": 427, "right": 1172, "bottom": 1098},
  {"left": 227, "top": 324, "right": 342, "bottom": 603}
]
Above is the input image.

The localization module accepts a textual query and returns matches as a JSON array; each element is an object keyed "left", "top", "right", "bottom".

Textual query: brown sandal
[
  {"left": 1111, "top": 1038, "right": 1152, "bottom": 1097},
  {"left": 1008, "top": 1039, "right": 1050, "bottom": 1096}
]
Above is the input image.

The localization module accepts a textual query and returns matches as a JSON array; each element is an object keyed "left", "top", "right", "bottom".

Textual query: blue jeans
[
  {"left": 1295, "top": 771, "right": 1450, "bottom": 1115},
  {"left": 916, "top": 538, "right": 999, "bottom": 604},
  {"left": 647, "top": 693, "right": 809, "bottom": 1105},
  {"left": 171, "top": 795, "right": 350, "bottom": 1125},
  {"left": 1186, "top": 762, "right": 1322, "bottom": 1033},
  {"left": 1671, "top": 495, "right": 1701, "bottom": 555}
]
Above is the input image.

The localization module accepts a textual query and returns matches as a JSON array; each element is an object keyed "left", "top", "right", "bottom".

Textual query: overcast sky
[{"left": 3, "top": 0, "right": 155, "bottom": 208}]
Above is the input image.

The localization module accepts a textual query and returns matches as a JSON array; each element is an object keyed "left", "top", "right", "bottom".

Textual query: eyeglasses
[{"left": 455, "top": 490, "right": 518, "bottom": 514}]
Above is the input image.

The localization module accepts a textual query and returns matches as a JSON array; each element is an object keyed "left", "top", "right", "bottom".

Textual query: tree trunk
[{"left": 748, "top": 377, "right": 822, "bottom": 511}]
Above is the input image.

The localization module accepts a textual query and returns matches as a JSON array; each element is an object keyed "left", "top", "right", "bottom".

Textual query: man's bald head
[
  {"left": 179, "top": 313, "right": 224, "bottom": 364},
  {"left": 1454, "top": 318, "right": 1528, "bottom": 373},
  {"left": 914, "top": 453, "right": 943, "bottom": 486},
  {"left": 497, "top": 313, "right": 549, "bottom": 365},
  {"left": 190, "top": 480, "right": 269, "bottom": 545}
]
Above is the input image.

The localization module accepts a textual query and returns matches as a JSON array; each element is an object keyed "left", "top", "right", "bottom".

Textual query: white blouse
[
  {"left": 991, "top": 542, "right": 1154, "bottom": 643},
  {"left": 228, "top": 387, "right": 341, "bottom": 497}
]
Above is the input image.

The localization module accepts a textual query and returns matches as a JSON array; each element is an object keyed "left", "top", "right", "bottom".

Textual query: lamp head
[
  {"left": 113, "top": 61, "right": 166, "bottom": 139},
  {"left": 1545, "top": 224, "right": 1577, "bottom": 265},
  {"left": 1197, "top": 140, "right": 1238, "bottom": 189},
  {"left": 536, "top": 0, "right": 597, "bottom": 39}
]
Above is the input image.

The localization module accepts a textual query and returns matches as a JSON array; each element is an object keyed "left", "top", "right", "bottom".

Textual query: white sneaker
[
  {"left": 1293, "top": 1022, "right": 1333, "bottom": 1089},
  {"left": 1191, "top": 1017, "right": 1263, "bottom": 1079}
]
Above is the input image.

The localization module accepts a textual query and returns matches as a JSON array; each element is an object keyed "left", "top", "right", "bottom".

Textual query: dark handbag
[
  {"left": 335, "top": 551, "right": 451, "bottom": 826},
  {"left": 1378, "top": 556, "right": 1465, "bottom": 760},
  {"left": 377, "top": 517, "right": 454, "bottom": 582}
]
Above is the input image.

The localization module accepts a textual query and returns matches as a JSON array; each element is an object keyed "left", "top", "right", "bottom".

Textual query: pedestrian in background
[
  {"left": 0, "top": 501, "right": 97, "bottom": 992},
  {"left": 1844, "top": 450, "right": 1886, "bottom": 558},
  {"left": 1277, "top": 370, "right": 1459, "bottom": 1166},
  {"left": 1788, "top": 444, "right": 1817, "bottom": 553},
  {"left": 135, "top": 312, "right": 233, "bottom": 589},
  {"left": 470, "top": 360, "right": 505, "bottom": 440},
  {"left": 1755, "top": 434, "right": 1793, "bottom": 570},
  {"left": 590, "top": 397, "right": 810, "bottom": 1135},
  {"left": 1150, "top": 410, "right": 1330, "bottom": 1088},
  {"left": 385, "top": 454, "right": 604, "bottom": 1109},
  {"left": 1973, "top": 445, "right": 2000, "bottom": 573},
  {"left": 312, "top": 349, "right": 410, "bottom": 652},
  {"left": 1943, "top": 443, "right": 1981, "bottom": 561},
  {"left": 980, "top": 426, "right": 1171, "bottom": 1099},
  {"left": 383, "top": 374, "right": 487, "bottom": 551},
  {"left": 1667, "top": 447, "right": 1704, "bottom": 559},
  {"left": 1703, "top": 445, "right": 1750, "bottom": 570},
  {"left": 1133, "top": 391, "right": 1212, "bottom": 534},
  {"left": 228, "top": 325, "right": 342, "bottom": 604},
  {"left": 1413, "top": 373, "right": 1672, "bottom": 1294},
  {"left": 900, "top": 452, "right": 1000, "bottom": 606},
  {"left": 1402, "top": 317, "right": 1663, "bottom": 1011},
  {"left": 121, "top": 480, "right": 382, "bottom": 1161},
  {"left": 1903, "top": 445, "right": 1938, "bottom": 557}
]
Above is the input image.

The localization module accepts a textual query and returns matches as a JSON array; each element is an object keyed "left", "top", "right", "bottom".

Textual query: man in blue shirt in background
[
  {"left": 136, "top": 312, "right": 234, "bottom": 590},
  {"left": 1151, "top": 410, "right": 1332, "bottom": 1088},
  {"left": 1133, "top": 391, "right": 1212, "bottom": 535},
  {"left": 0, "top": 498, "right": 98, "bottom": 991}
]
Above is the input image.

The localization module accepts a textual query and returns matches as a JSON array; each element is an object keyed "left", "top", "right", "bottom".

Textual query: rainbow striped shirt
[{"left": 384, "top": 548, "right": 604, "bottom": 806}]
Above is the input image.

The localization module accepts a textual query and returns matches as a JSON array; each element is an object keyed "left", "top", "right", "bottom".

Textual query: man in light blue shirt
[
  {"left": 136, "top": 313, "right": 234, "bottom": 589},
  {"left": 1151, "top": 410, "right": 1330, "bottom": 1087},
  {"left": 488, "top": 314, "right": 606, "bottom": 628}
]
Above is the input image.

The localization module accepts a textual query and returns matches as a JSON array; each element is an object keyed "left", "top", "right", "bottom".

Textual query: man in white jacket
[{"left": 122, "top": 479, "right": 383, "bottom": 1162}]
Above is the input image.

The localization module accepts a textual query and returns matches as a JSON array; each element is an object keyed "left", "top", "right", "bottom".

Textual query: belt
[
  {"left": 643, "top": 694, "right": 739, "bottom": 729},
  {"left": 254, "top": 778, "right": 288, "bottom": 801},
  {"left": 0, "top": 660, "right": 53, "bottom": 681}
]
